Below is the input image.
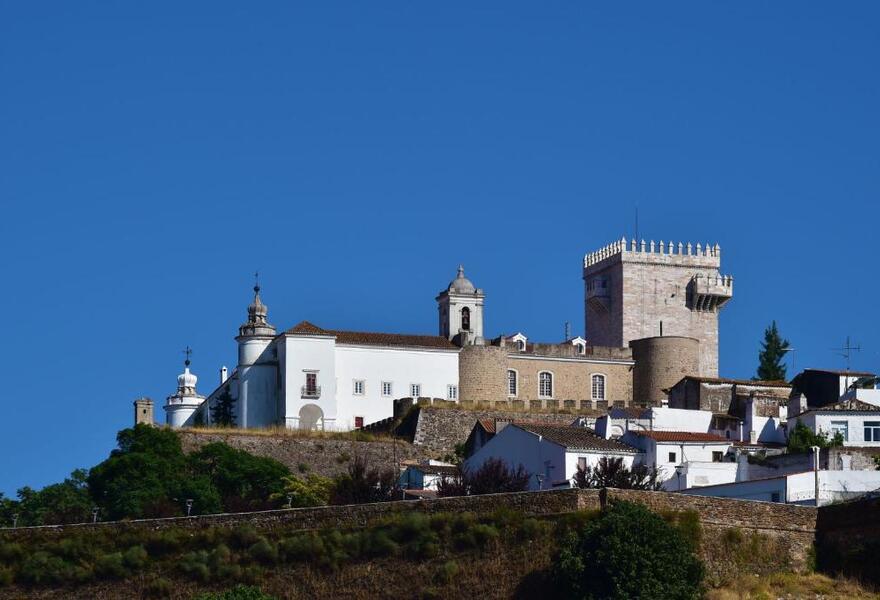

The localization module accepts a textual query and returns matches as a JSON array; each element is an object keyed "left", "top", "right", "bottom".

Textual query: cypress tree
[
  {"left": 757, "top": 321, "right": 790, "bottom": 381},
  {"left": 210, "top": 388, "right": 236, "bottom": 427}
]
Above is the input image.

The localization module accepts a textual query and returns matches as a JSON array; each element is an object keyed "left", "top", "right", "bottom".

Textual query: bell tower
[{"left": 436, "top": 265, "right": 485, "bottom": 346}]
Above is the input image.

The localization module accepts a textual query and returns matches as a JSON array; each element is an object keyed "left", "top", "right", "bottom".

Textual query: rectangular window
[
  {"left": 865, "top": 421, "right": 880, "bottom": 442},
  {"left": 353, "top": 380, "right": 365, "bottom": 395},
  {"left": 381, "top": 381, "right": 393, "bottom": 397},
  {"left": 507, "top": 370, "right": 517, "bottom": 396},
  {"left": 830, "top": 420, "right": 849, "bottom": 442},
  {"left": 577, "top": 457, "right": 587, "bottom": 471},
  {"left": 354, "top": 416, "right": 364, "bottom": 429},
  {"left": 591, "top": 374, "right": 606, "bottom": 400},
  {"left": 410, "top": 383, "right": 421, "bottom": 398},
  {"left": 447, "top": 385, "right": 458, "bottom": 400},
  {"left": 712, "top": 451, "right": 723, "bottom": 463},
  {"left": 668, "top": 452, "right": 677, "bottom": 463}
]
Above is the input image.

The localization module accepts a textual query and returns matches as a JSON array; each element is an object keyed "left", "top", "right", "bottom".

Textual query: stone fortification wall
[
  {"left": 1, "top": 487, "right": 816, "bottom": 572},
  {"left": 458, "top": 345, "right": 508, "bottom": 404},
  {"left": 630, "top": 336, "right": 700, "bottom": 405},
  {"left": 178, "top": 430, "right": 432, "bottom": 478},
  {"left": 816, "top": 495, "right": 880, "bottom": 585}
]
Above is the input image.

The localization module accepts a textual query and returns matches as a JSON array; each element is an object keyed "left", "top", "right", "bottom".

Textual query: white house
[
  {"left": 398, "top": 460, "right": 459, "bottom": 494},
  {"left": 680, "top": 470, "right": 880, "bottom": 506},
  {"left": 787, "top": 398, "right": 880, "bottom": 447},
  {"left": 465, "top": 423, "right": 641, "bottom": 490},
  {"left": 620, "top": 430, "right": 734, "bottom": 491},
  {"left": 171, "top": 276, "right": 465, "bottom": 431}
]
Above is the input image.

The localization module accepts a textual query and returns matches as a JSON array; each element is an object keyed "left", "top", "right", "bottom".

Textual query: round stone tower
[{"left": 630, "top": 336, "right": 700, "bottom": 406}]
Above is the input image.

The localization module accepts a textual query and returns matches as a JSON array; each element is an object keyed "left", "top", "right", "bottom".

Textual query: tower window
[
  {"left": 507, "top": 370, "right": 518, "bottom": 397},
  {"left": 591, "top": 374, "right": 606, "bottom": 400},
  {"left": 539, "top": 372, "right": 553, "bottom": 398},
  {"left": 517, "top": 340, "right": 526, "bottom": 352},
  {"left": 461, "top": 307, "right": 471, "bottom": 331}
]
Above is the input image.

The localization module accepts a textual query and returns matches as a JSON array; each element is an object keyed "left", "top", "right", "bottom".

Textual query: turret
[
  {"left": 236, "top": 279, "right": 276, "bottom": 366},
  {"left": 164, "top": 349, "right": 205, "bottom": 428}
]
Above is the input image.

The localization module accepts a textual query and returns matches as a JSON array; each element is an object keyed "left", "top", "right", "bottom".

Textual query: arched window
[
  {"left": 576, "top": 343, "right": 586, "bottom": 354},
  {"left": 517, "top": 340, "right": 526, "bottom": 352},
  {"left": 539, "top": 372, "right": 553, "bottom": 398},
  {"left": 507, "top": 370, "right": 518, "bottom": 396},
  {"left": 461, "top": 307, "right": 471, "bottom": 331},
  {"left": 591, "top": 374, "right": 606, "bottom": 400}
]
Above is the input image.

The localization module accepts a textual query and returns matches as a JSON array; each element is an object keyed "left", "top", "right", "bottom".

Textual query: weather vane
[
  {"left": 183, "top": 346, "right": 192, "bottom": 367},
  {"left": 254, "top": 270, "right": 260, "bottom": 293}
]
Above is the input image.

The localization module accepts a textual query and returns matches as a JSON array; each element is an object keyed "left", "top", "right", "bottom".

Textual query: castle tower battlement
[{"left": 583, "top": 236, "right": 733, "bottom": 380}]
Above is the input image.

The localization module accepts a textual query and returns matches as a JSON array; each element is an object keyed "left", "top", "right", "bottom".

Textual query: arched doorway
[{"left": 299, "top": 404, "right": 324, "bottom": 431}]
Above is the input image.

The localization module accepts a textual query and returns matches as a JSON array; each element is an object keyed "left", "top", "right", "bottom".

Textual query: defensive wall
[{"left": 1, "top": 488, "right": 818, "bottom": 571}]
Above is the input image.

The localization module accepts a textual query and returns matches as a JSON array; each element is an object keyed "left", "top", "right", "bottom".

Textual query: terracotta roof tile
[
  {"left": 286, "top": 321, "right": 458, "bottom": 350},
  {"left": 634, "top": 431, "right": 730, "bottom": 443}
]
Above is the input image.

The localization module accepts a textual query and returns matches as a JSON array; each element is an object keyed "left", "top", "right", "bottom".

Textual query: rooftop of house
[
  {"left": 790, "top": 398, "right": 880, "bottom": 418},
  {"left": 285, "top": 321, "right": 458, "bottom": 350},
  {"left": 630, "top": 431, "right": 731, "bottom": 443},
  {"left": 516, "top": 424, "right": 639, "bottom": 453},
  {"left": 671, "top": 376, "right": 791, "bottom": 389},
  {"left": 796, "top": 368, "right": 877, "bottom": 378}
]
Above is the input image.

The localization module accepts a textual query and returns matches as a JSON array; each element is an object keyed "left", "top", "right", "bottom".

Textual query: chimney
[
  {"left": 220, "top": 366, "right": 228, "bottom": 384},
  {"left": 749, "top": 429, "right": 757, "bottom": 445}
]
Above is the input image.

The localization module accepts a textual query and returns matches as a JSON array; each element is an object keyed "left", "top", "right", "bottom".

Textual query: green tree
[
  {"left": 572, "top": 457, "right": 663, "bottom": 491},
  {"left": 787, "top": 421, "right": 844, "bottom": 454},
  {"left": 272, "top": 473, "right": 334, "bottom": 508},
  {"left": 87, "top": 424, "right": 219, "bottom": 519},
  {"left": 757, "top": 321, "right": 790, "bottom": 381},
  {"left": 14, "top": 469, "right": 94, "bottom": 526},
  {"left": 437, "top": 457, "right": 530, "bottom": 497},
  {"left": 189, "top": 442, "right": 289, "bottom": 511},
  {"left": 552, "top": 500, "right": 704, "bottom": 599},
  {"left": 210, "top": 388, "right": 236, "bottom": 427}
]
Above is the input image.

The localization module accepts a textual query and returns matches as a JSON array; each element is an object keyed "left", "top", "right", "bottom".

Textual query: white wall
[
  {"left": 648, "top": 407, "right": 713, "bottom": 432},
  {"left": 563, "top": 451, "right": 636, "bottom": 484},
  {"left": 668, "top": 462, "right": 738, "bottom": 491},
  {"left": 683, "top": 470, "right": 880, "bottom": 506},
  {"left": 681, "top": 476, "right": 788, "bottom": 502},
  {"left": 465, "top": 426, "right": 566, "bottom": 491},
  {"left": 790, "top": 412, "right": 880, "bottom": 447},
  {"left": 283, "top": 335, "right": 338, "bottom": 429},
  {"left": 334, "top": 344, "right": 459, "bottom": 430}
]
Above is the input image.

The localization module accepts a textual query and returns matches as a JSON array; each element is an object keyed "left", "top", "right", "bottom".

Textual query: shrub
[
  {"left": 180, "top": 550, "right": 211, "bottom": 582},
  {"left": 123, "top": 545, "right": 149, "bottom": 570},
  {"left": 552, "top": 500, "right": 704, "bottom": 599},
  {"left": 248, "top": 538, "right": 278, "bottom": 565},
  {"left": 437, "top": 458, "right": 529, "bottom": 497},
  {"left": 0, "top": 542, "right": 24, "bottom": 564},
  {"left": 144, "top": 576, "right": 174, "bottom": 598},
  {"left": 434, "top": 560, "right": 459, "bottom": 584},
  {"left": 330, "top": 455, "right": 397, "bottom": 505},
  {"left": 95, "top": 552, "right": 129, "bottom": 579},
  {"left": 230, "top": 525, "right": 261, "bottom": 549},
  {"left": 18, "top": 551, "right": 86, "bottom": 585},
  {"left": 572, "top": 457, "right": 663, "bottom": 490},
  {"left": 0, "top": 567, "right": 13, "bottom": 587},
  {"left": 194, "top": 585, "right": 277, "bottom": 600}
]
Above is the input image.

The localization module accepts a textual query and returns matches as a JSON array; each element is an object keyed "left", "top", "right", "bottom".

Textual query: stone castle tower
[{"left": 583, "top": 238, "right": 733, "bottom": 376}]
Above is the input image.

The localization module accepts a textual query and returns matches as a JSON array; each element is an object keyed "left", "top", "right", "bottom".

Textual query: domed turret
[
  {"left": 164, "top": 348, "right": 206, "bottom": 429},
  {"left": 239, "top": 281, "right": 276, "bottom": 338},
  {"left": 447, "top": 265, "right": 476, "bottom": 294}
]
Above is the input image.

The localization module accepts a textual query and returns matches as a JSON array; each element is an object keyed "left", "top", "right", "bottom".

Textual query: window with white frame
[
  {"left": 539, "top": 372, "right": 553, "bottom": 398},
  {"left": 410, "top": 383, "right": 421, "bottom": 398},
  {"left": 517, "top": 340, "right": 526, "bottom": 351},
  {"left": 353, "top": 380, "right": 365, "bottom": 396},
  {"left": 591, "top": 374, "right": 606, "bottom": 400},
  {"left": 830, "top": 420, "right": 849, "bottom": 442},
  {"left": 447, "top": 385, "right": 458, "bottom": 400},
  {"left": 576, "top": 343, "right": 586, "bottom": 354},
  {"left": 381, "top": 381, "right": 393, "bottom": 397},
  {"left": 507, "top": 370, "right": 518, "bottom": 396},
  {"left": 865, "top": 421, "right": 880, "bottom": 441}
]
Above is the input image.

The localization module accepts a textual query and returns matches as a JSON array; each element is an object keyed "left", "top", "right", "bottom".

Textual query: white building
[
  {"left": 465, "top": 423, "right": 640, "bottom": 490},
  {"left": 620, "top": 430, "right": 734, "bottom": 491},
  {"left": 170, "top": 274, "right": 467, "bottom": 431},
  {"left": 681, "top": 469, "right": 880, "bottom": 506},
  {"left": 398, "top": 460, "right": 459, "bottom": 495},
  {"left": 787, "top": 398, "right": 880, "bottom": 447}
]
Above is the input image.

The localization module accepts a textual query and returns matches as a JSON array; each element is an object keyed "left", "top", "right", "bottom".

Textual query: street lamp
[{"left": 286, "top": 494, "right": 294, "bottom": 509}]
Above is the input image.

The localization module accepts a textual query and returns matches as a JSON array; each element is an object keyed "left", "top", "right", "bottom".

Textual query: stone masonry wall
[
  {"left": 178, "top": 431, "right": 433, "bottom": 478},
  {"left": 458, "top": 345, "right": 508, "bottom": 404},
  {"left": 1, "top": 488, "right": 816, "bottom": 573}
]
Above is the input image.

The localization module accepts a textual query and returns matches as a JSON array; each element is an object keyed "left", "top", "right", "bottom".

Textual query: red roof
[
  {"left": 286, "top": 321, "right": 458, "bottom": 350},
  {"left": 634, "top": 431, "right": 730, "bottom": 443}
]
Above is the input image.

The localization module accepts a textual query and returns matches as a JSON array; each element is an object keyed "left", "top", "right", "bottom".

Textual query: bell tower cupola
[{"left": 436, "top": 265, "right": 485, "bottom": 346}]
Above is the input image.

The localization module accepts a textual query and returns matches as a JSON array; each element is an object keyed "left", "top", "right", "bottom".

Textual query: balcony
[
  {"left": 301, "top": 386, "right": 321, "bottom": 399},
  {"left": 586, "top": 278, "right": 610, "bottom": 313},
  {"left": 687, "top": 274, "right": 733, "bottom": 312}
]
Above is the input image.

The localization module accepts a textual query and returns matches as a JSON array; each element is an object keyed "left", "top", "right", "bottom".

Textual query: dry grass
[
  {"left": 181, "top": 426, "right": 393, "bottom": 442},
  {"left": 707, "top": 572, "right": 879, "bottom": 600}
]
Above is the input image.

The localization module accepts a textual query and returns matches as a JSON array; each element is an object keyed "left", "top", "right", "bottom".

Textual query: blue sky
[{"left": 2, "top": 2, "right": 879, "bottom": 495}]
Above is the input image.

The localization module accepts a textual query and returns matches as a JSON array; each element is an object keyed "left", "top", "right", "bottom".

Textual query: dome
[
  {"left": 177, "top": 364, "right": 198, "bottom": 393},
  {"left": 448, "top": 265, "right": 476, "bottom": 294}
]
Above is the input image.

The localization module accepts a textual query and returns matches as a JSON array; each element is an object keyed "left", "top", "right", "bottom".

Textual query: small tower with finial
[
  {"left": 436, "top": 265, "right": 485, "bottom": 346},
  {"left": 163, "top": 347, "right": 206, "bottom": 428},
  {"left": 235, "top": 272, "right": 279, "bottom": 428}
]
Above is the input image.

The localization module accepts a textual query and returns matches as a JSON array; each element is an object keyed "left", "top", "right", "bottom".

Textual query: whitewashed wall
[
  {"left": 791, "top": 412, "right": 880, "bottom": 447},
  {"left": 283, "top": 335, "right": 338, "bottom": 429},
  {"left": 465, "top": 426, "right": 565, "bottom": 490}
]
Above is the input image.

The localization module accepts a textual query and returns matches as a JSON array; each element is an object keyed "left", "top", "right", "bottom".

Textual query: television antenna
[{"left": 833, "top": 336, "right": 861, "bottom": 390}]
